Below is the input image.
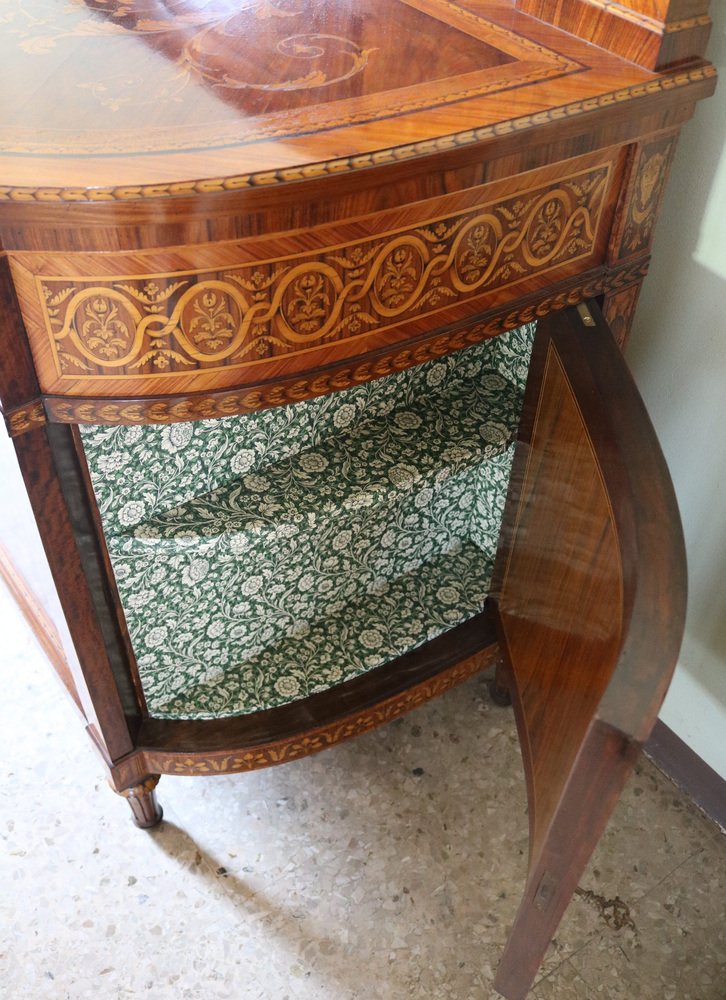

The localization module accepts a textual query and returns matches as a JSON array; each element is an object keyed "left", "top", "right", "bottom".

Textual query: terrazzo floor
[{"left": 1, "top": 586, "right": 724, "bottom": 1000}]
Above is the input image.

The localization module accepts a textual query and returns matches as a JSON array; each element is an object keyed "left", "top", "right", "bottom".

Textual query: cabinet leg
[
  {"left": 116, "top": 775, "right": 163, "bottom": 828},
  {"left": 489, "top": 658, "right": 512, "bottom": 707}
]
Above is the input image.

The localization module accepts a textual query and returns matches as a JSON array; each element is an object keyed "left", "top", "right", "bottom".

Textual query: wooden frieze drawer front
[
  {"left": 9, "top": 149, "right": 626, "bottom": 401},
  {"left": 0, "top": 2, "right": 714, "bottom": 998}
]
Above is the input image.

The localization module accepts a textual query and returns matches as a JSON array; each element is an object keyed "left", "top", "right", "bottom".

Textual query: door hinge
[{"left": 576, "top": 302, "right": 596, "bottom": 327}]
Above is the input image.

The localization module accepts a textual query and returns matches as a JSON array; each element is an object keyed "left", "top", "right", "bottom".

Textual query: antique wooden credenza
[{"left": 0, "top": 1, "right": 716, "bottom": 996}]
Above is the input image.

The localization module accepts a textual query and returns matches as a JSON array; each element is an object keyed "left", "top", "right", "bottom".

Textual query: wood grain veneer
[
  {"left": 517, "top": 0, "right": 712, "bottom": 69},
  {"left": 491, "top": 302, "right": 686, "bottom": 997}
]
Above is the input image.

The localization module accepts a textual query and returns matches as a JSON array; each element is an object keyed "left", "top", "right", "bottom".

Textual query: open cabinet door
[{"left": 490, "top": 302, "right": 687, "bottom": 1000}]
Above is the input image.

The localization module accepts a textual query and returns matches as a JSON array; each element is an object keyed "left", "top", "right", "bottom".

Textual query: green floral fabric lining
[{"left": 81, "top": 324, "right": 534, "bottom": 720}]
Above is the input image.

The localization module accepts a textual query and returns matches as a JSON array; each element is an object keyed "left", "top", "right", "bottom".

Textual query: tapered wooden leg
[
  {"left": 116, "top": 775, "right": 163, "bottom": 828},
  {"left": 489, "top": 657, "right": 512, "bottom": 707}
]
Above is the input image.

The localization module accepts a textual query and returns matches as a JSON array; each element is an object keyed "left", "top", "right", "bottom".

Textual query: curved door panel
[{"left": 490, "top": 301, "right": 686, "bottom": 999}]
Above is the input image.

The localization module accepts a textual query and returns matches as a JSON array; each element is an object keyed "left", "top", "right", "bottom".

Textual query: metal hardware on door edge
[{"left": 577, "top": 302, "right": 596, "bottom": 327}]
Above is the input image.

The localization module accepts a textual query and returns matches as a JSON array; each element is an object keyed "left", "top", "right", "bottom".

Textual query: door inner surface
[{"left": 491, "top": 302, "right": 686, "bottom": 999}]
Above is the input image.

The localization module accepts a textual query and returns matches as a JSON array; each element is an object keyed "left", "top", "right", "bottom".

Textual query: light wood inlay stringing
[{"left": 11, "top": 156, "right": 619, "bottom": 397}]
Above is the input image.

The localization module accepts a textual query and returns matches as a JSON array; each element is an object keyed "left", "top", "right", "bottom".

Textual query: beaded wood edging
[{"left": 0, "top": 66, "right": 715, "bottom": 205}]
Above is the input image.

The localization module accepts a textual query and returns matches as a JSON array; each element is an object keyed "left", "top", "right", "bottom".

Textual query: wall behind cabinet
[{"left": 627, "top": 5, "right": 726, "bottom": 780}]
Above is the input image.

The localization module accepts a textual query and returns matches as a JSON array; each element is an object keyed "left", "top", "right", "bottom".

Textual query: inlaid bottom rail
[{"left": 109, "top": 612, "right": 499, "bottom": 789}]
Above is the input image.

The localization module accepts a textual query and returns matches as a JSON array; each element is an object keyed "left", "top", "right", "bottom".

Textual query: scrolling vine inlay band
[
  {"left": 23, "top": 259, "right": 649, "bottom": 433},
  {"left": 29, "top": 165, "right": 610, "bottom": 390}
]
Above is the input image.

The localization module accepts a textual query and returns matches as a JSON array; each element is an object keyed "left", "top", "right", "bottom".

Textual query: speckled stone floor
[{"left": 1, "top": 587, "right": 724, "bottom": 1000}]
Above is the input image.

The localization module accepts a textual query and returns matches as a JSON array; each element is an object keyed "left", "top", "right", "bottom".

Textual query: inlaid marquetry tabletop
[{"left": 0, "top": 0, "right": 712, "bottom": 199}]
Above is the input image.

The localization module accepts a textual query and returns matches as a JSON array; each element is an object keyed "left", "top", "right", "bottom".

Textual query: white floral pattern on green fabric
[{"left": 81, "top": 324, "right": 534, "bottom": 720}]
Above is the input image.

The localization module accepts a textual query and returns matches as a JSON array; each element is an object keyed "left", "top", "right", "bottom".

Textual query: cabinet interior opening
[{"left": 80, "top": 323, "right": 535, "bottom": 720}]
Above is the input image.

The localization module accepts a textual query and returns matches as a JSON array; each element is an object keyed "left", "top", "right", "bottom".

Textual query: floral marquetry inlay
[
  {"left": 141, "top": 649, "right": 497, "bottom": 778},
  {"left": 617, "top": 134, "right": 679, "bottom": 258},
  {"left": 0, "top": 0, "right": 578, "bottom": 158},
  {"left": 29, "top": 165, "right": 612, "bottom": 390}
]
